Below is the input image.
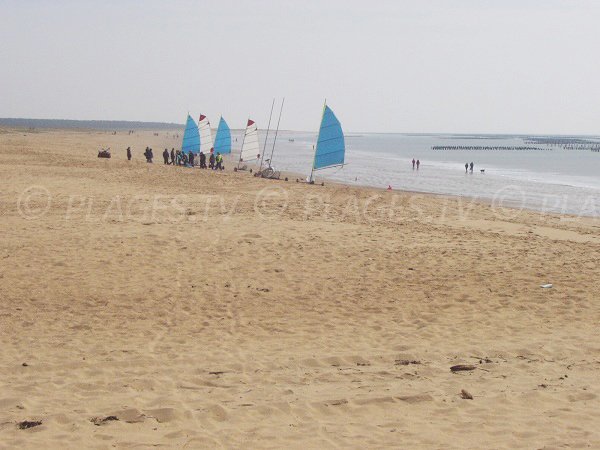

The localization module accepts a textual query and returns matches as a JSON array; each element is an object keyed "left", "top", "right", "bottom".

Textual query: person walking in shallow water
[
  {"left": 465, "top": 162, "right": 469, "bottom": 173},
  {"left": 416, "top": 159, "right": 420, "bottom": 170},
  {"left": 470, "top": 162, "right": 474, "bottom": 173},
  {"left": 412, "top": 158, "right": 416, "bottom": 170}
]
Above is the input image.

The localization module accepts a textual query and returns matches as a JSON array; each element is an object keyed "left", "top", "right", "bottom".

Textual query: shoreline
[
  {"left": 244, "top": 164, "right": 600, "bottom": 223},
  {"left": 1, "top": 125, "right": 598, "bottom": 220}
]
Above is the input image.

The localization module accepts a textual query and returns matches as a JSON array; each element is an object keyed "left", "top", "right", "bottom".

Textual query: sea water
[{"left": 231, "top": 131, "right": 600, "bottom": 218}]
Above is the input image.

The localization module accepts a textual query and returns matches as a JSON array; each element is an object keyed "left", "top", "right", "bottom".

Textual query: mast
[
  {"left": 309, "top": 99, "right": 327, "bottom": 183},
  {"left": 259, "top": 98, "right": 275, "bottom": 172},
  {"left": 237, "top": 117, "right": 249, "bottom": 169},
  {"left": 268, "top": 97, "right": 285, "bottom": 164}
]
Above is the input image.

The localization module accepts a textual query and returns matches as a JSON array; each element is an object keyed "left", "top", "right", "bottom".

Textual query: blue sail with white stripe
[
  {"left": 214, "top": 117, "right": 231, "bottom": 154},
  {"left": 313, "top": 105, "right": 345, "bottom": 170},
  {"left": 181, "top": 114, "right": 200, "bottom": 154}
]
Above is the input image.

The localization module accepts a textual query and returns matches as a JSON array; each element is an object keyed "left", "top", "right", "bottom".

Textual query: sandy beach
[{"left": 1, "top": 127, "right": 599, "bottom": 449}]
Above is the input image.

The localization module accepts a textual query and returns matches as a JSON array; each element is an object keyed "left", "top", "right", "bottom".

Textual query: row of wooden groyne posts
[
  {"left": 431, "top": 145, "right": 548, "bottom": 151},
  {"left": 433, "top": 139, "right": 600, "bottom": 152},
  {"left": 524, "top": 138, "right": 600, "bottom": 152}
]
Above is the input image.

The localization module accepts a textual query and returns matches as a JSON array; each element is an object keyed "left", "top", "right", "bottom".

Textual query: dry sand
[{"left": 0, "top": 127, "right": 599, "bottom": 449}]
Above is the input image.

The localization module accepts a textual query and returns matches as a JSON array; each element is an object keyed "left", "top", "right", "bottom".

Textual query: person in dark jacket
[
  {"left": 127, "top": 147, "right": 132, "bottom": 161},
  {"left": 170, "top": 148, "right": 175, "bottom": 165},
  {"left": 163, "top": 149, "right": 169, "bottom": 164},
  {"left": 209, "top": 152, "right": 215, "bottom": 169},
  {"left": 188, "top": 150, "right": 195, "bottom": 166},
  {"left": 199, "top": 151, "right": 206, "bottom": 168},
  {"left": 144, "top": 147, "right": 153, "bottom": 163}
]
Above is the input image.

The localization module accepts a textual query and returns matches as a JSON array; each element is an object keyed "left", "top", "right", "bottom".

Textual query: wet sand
[{"left": 1, "top": 127, "right": 599, "bottom": 449}]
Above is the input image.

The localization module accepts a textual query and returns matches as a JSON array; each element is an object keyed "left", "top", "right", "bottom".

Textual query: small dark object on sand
[
  {"left": 395, "top": 359, "right": 421, "bottom": 366},
  {"left": 450, "top": 364, "right": 476, "bottom": 372},
  {"left": 91, "top": 415, "right": 119, "bottom": 426},
  {"left": 18, "top": 420, "right": 42, "bottom": 429},
  {"left": 22, "top": 362, "right": 28, "bottom": 367},
  {"left": 460, "top": 389, "right": 473, "bottom": 399}
]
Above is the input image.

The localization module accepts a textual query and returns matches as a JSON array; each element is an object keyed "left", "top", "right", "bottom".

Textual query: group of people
[
  {"left": 409, "top": 158, "right": 479, "bottom": 174},
  {"left": 128, "top": 146, "right": 224, "bottom": 170}
]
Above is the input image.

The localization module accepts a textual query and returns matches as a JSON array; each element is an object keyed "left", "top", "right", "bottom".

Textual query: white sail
[
  {"left": 240, "top": 119, "right": 260, "bottom": 162},
  {"left": 198, "top": 114, "right": 213, "bottom": 153}
]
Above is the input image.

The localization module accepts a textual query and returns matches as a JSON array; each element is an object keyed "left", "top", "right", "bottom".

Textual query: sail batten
[
  {"left": 181, "top": 115, "right": 200, "bottom": 154},
  {"left": 313, "top": 105, "right": 345, "bottom": 171},
  {"left": 198, "top": 115, "right": 213, "bottom": 153},
  {"left": 214, "top": 117, "right": 231, "bottom": 154},
  {"left": 240, "top": 119, "right": 260, "bottom": 162}
]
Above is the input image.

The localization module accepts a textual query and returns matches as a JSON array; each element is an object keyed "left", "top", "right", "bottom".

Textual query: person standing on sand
[
  {"left": 144, "top": 147, "right": 153, "bottom": 163},
  {"left": 416, "top": 159, "right": 420, "bottom": 170},
  {"left": 412, "top": 158, "right": 416, "bottom": 170},
  {"left": 199, "top": 151, "right": 206, "bottom": 168},
  {"left": 163, "top": 149, "right": 169, "bottom": 164},
  {"left": 189, "top": 150, "right": 195, "bottom": 166},
  {"left": 209, "top": 152, "right": 215, "bottom": 169},
  {"left": 215, "top": 152, "right": 223, "bottom": 170},
  {"left": 170, "top": 148, "right": 175, "bottom": 165},
  {"left": 127, "top": 147, "right": 132, "bottom": 161}
]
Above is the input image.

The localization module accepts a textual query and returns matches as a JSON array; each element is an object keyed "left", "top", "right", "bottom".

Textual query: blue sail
[
  {"left": 313, "top": 105, "right": 345, "bottom": 170},
  {"left": 181, "top": 114, "right": 200, "bottom": 154},
  {"left": 214, "top": 117, "right": 231, "bottom": 154}
]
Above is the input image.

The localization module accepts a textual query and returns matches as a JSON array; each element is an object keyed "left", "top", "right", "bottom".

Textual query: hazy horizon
[
  {"left": 3, "top": 117, "right": 600, "bottom": 138},
  {"left": 2, "top": 0, "right": 599, "bottom": 134}
]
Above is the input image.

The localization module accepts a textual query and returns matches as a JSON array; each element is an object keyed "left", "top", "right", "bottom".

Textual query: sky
[{"left": 1, "top": 0, "right": 600, "bottom": 134}]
